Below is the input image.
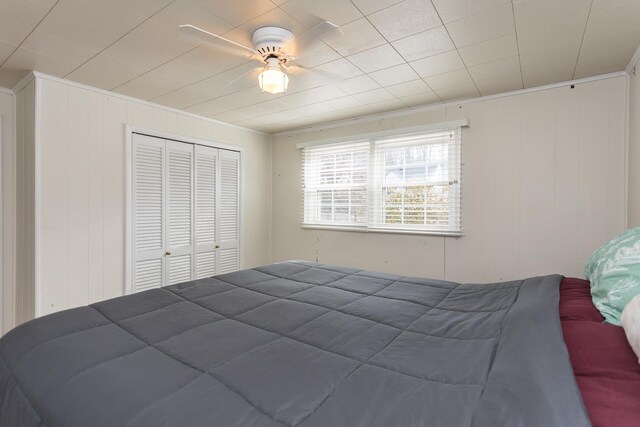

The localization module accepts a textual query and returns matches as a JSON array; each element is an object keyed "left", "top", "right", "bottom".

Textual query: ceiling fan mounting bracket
[{"left": 252, "top": 26, "right": 295, "bottom": 61}]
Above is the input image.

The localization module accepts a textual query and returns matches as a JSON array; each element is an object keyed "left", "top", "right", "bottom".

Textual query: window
[{"left": 302, "top": 126, "right": 462, "bottom": 235}]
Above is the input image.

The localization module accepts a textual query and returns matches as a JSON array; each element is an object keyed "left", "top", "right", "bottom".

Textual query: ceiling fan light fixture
[{"left": 258, "top": 66, "right": 289, "bottom": 94}]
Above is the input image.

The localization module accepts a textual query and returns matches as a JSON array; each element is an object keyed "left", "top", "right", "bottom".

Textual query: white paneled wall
[
  {"left": 9, "top": 75, "right": 272, "bottom": 326},
  {"left": 13, "top": 81, "right": 36, "bottom": 329},
  {"left": 0, "top": 90, "right": 15, "bottom": 333},
  {"left": 272, "top": 76, "right": 628, "bottom": 282}
]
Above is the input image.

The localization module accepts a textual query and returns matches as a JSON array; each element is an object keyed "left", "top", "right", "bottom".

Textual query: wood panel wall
[
  {"left": 272, "top": 76, "right": 628, "bottom": 283},
  {"left": 11, "top": 76, "right": 272, "bottom": 325},
  {"left": 13, "top": 81, "right": 36, "bottom": 328},
  {"left": 0, "top": 90, "right": 15, "bottom": 333}
]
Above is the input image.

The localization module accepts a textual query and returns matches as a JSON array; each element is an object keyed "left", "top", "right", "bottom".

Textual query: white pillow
[{"left": 621, "top": 293, "right": 640, "bottom": 364}]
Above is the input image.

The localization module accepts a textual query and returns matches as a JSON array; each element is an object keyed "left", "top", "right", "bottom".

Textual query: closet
[{"left": 131, "top": 133, "right": 240, "bottom": 293}]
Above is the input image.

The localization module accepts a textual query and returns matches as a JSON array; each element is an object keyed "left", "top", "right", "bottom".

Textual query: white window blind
[
  {"left": 302, "top": 127, "right": 462, "bottom": 235},
  {"left": 303, "top": 141, "right": 370, "bottom": 227}
]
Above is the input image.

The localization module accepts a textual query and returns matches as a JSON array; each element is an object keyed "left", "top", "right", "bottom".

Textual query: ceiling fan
[{"left": 179, "top": 20, "right": 343, "bottom": 94}]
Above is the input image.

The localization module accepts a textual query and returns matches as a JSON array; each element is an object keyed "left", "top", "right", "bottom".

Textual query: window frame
[{"left": 299, "top": 121, "right": 466, "bottom": 237}]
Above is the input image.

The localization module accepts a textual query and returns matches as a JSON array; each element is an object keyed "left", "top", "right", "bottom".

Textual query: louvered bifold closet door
[
  {"left": 194, "top": 145, "right": 218, "bottom": 279},
  {"left": 132, "top": 134, "right": 166, "bottom": 292},
  {"left": 217, "top": 149, "right": 240, "bottom": 274},
  {"left": 165, "top": 140, "right": 195, "bottom": 285}
]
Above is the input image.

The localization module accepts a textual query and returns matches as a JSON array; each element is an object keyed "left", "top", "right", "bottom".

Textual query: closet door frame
[{"left": 125, "top": 125, "right": 243, "bottom": 295}]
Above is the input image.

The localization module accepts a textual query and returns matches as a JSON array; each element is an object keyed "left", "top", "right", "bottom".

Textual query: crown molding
[
  {"left": 273, "top": 71, "right": 628, "bottom": 137},
  {"left": 0, "top": 86, "right": 14, "bottom": 95},
  {"left": 11, "top": 71, "right": 36, "bottom": 94},
  {"left": 626, "top": 46, "right": 640, "bottom": 74}
]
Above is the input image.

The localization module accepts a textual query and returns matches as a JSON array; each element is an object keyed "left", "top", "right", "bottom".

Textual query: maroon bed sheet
[{"left": 560, "top": 277, "right": 640, "bottom": 427}]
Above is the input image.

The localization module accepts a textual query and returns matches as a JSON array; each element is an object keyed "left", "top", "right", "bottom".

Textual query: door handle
[{"left": 165, "top": 250, "right": 172, "bottom": 256}]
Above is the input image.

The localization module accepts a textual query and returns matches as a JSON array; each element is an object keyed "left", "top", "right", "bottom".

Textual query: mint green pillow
[{"left": 585, "top": 228, "right": 640, "bottom": 325}]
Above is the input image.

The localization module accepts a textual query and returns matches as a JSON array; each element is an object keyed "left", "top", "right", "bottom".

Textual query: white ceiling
[{"left": 1, "top": 0, "right": 639, "bottom": 133}]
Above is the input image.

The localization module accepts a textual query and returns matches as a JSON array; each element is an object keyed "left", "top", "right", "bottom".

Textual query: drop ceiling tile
[
  {"left": 522, "top": 60, "right": 575, "bottom": 87},
  {"left": 474, "top": 72, "right": 523, "bottom": 95},
  {"left": 109, "top": 0, "right": 174, "bottom": 16},
  {"left": 0, "top": 0, "right": 57, "bottom": 46},
  {"left": 385, "top": 79, "right": 433, "bottom": 97},
  {"left": 233, "top": 103, "right": 283, "bottom": 118},
  {"left": 184, "top": 99, "right": 233, "bottom": 116},
  {"left": 313, "top": 58, "right": 363, "bottom": 80},
  {"left": 353, "top": 87, "right": 397, "bottom": 104},
  {"left": 467, "top": 56, "right": 521, "bottom": 81},
  {"left": 152, "top": 58, "right": 213, "bottom": 86},
  {"left": 32, "top": 8, "right": 126, "bottom": 53},
  {"left": 2, "top": 46, "right": 78, "bottom": 77},
  {"left": 583, "top": 0, "right": 640, "bottom": 40},
  {"left": 359, "top": 97, "right": 406, "bottom": 113},
  {"left": 153, "top": 75, "right": 232, "bottom": 108},
  {"left": 229, "top": 87, "right": 281, "bottom": 105},
  {"left": 575, "top": 30, "right": 640, "bottom": 77},
  {"left": 410, "top": 50, "right": 465, "bottom": 78},
  {"left": 0, "top": 40, "right": 17, "bottom": 66},
  {"left": 350, "top": 0, "right": 405, "bottom": 15},
  {"left": 433, "top": 82, "right": 480, "bottom": 101},
  {"left": 104, "top": 20, "right": 201, "bottom": 70},
  {"left": 211, "top": 110, "right": 252, "bottom": 123},
  {"left": 279, "top": 85, "right": 346, "bottom": 107},
  {"left": 66, "top": 54, "right": 148, "bottom": 90},
  {"left": 153, "top": 0, "right": 233, "bottom": 36},
  {"left": 423, "top": 68, "right": 473, "bottom": 90},
  {"left": 368, "top": 0, "right": 442, "bottom": 41},
  {"left": 324, "top": 95, "right": 364, "bottom": 110},
  {"left": 215, "top": 62, "right": 263, "bottom": 87},
  {"left": 445, "top": 4, "right": 515, "bottom": 47},
  {"left": 51, "top": 0, "right": 147, "bottom": 42},
  {"left": 202, "top": 91, "right": 256, "bottom": 110},
  {"left": 293, "top": 102, "right": 336, "bottom": 117},
  {"left": 369, "top": 63, "right": 419, "bottom": 86},
  {"left": 457, "top": 34, "right": 518, "bottom": 66},
  {"left": 591, "top": 0, "right": 638, "bottom": 10},
  {"left": 324, "top": 18, "right": 386, "bottom": 56},
  {"left": 432, "top": 0, "right": 511, "bottom": 24},
  {"left": 113, "top": 70, "right": 185, "bottom": 100},
  {"left": 21, "top": 30, "right": 95, "bottom": 65},
  {"left": 517, "top": 14, "right": 588, "bottom": 55},
  {"left": 193, "top": 0, "right": 277, "bottom": 27},
  {"left": 177, "top": 45, "right": 250, "bottom": 76},
  {"left": 293, "top": 41, "right": 342, "bottom": 68},
  {"left": 347, "top": 44, "right": 405, "bottom": 73},
  {"left": 399, "top": 91, "right": 442, "bottom": 107},
  {"left": 336, "top": 74, "right": 380, "bottom": 94},
  {"left": 519, "top": 47, "right": 578, "bottom": 76},
  {"left": 254, "top": 100, "right": 293, "bottom": 113},
  {"left": 392, "top": 26, "right": 455, "bottom": 62},
  {"left": 280, "top": 0, "right": 363, "bottom": 27},
  {"left": 283, "top": 72, "right": 327, "bottom": 94},
  {"left": 513, "top": 0, "right": 592, "bottom": 31},
  {"left": 0, "top": 69, "right": 27, "bottom": 89}
]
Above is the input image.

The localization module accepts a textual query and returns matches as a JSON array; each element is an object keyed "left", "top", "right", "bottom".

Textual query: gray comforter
[{"left": 0, "top": 261, "right": 590, "bottom": 426}]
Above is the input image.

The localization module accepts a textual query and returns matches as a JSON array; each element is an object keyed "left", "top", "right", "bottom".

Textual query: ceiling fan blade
[
  {"left": 223, "top": 66, "right": 263, "bottom": 89},
  {"left": 287, "top": 20, "right": 343, "bottom": 56},
  {"left": 179, "top": 24, "right": 262, "bottom": 60},
  {"left": 283, "top": 63, "right": 342, "bottom": 84}
]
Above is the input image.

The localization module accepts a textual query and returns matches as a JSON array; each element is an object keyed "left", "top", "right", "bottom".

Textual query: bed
[{"left": 0, "top": 261, "right": 636, "bottom": 426}]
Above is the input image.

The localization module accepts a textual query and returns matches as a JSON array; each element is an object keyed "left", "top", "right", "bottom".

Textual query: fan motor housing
[{"left": 252, "top": 26, "right": 294, "bottom": 61}]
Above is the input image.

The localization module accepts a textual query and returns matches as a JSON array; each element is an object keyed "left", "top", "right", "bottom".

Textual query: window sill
[{"left": 301, "top": 224, "right": 464, "bottom": 237}]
